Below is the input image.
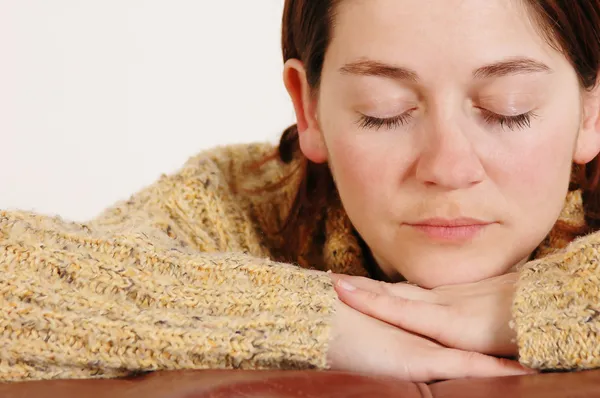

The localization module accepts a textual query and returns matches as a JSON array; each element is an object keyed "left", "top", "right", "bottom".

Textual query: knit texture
[{"left": 0, "top": 142, "right": 598, "bottom": 381}]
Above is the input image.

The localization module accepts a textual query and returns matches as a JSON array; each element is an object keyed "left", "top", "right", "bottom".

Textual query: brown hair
[{"left": 274, "top": 0, "right": 600, "bottom": 259}]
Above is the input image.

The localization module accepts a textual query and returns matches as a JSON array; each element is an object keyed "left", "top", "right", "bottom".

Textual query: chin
[
  {"left": 410, "top": 272, "right": 489, "bottom": 289},
  {"left": 400, "top": 261, "right": 510, "bottom": 288},
  {"left": 375, "top": 239, "right": 527, "bottom": 287}
]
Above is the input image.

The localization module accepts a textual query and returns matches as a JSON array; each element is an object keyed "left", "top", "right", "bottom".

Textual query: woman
[{"left": 1, "top": 0, "right": 599, "bottom": 383}]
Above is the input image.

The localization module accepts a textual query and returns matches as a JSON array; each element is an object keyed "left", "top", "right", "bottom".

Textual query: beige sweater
[{"left": 0, "top": 142, "right": 598, "bottom": 382}]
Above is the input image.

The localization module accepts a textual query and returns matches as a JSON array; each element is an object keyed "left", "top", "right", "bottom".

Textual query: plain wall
[{"left": 0, "top": 1, "right": 295, "bottom": 220}]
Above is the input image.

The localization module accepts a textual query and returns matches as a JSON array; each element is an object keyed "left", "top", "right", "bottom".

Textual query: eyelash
[
  {"left": 357, "top": 109, "right": 537, "bottom": 131},
  {"left": 480, "top": 109, "right": 537, "bottom": 130},
  {"left": 357, "top": 112, "right": 414, "bottom": 130}
]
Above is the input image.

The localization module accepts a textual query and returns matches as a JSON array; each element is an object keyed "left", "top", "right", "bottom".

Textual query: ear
[
  {"left": 573, "top": 78, "right": 600, "bottom": 164},
  {"left": 283, "top": 59, "right": 328, "bottom": 164}
]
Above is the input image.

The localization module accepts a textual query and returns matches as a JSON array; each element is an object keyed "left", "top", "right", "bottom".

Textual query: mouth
[{"left": 405, "top": 218, "right": 494, "bottom": 242}]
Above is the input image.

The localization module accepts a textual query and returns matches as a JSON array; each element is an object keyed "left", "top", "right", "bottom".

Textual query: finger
[
  {"left": 330, "top": 274, "right": 389, "bottom": 295},
  {"left": 334, "top": 279, "right": 448, "bottom": 341},
  {"left": 387, "top": 283, "right": 439, "bottom": 302},
  {"left": 333, "top": 274, "right": 438, "bottom": 302},
  {"left": 428, "top": 349, "right": 536, "bottom": 381}
]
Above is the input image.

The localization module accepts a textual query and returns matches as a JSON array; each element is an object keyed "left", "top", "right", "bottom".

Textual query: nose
[{"left": 415, "top": 121, "right": 485, "bottom": 189}]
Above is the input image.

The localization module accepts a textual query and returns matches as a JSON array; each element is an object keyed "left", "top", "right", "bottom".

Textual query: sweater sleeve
[
  {"left": 513, "top": 231, "right": 600, "bottom": 370},
  {"left": 0, "top": 150, "right": 337, "bottom": 382}
]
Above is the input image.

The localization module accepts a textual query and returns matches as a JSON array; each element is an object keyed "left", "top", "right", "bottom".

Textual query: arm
[
  {"left": 0, "top": 146, "right": 337, "bottom": 382},
  {"left": 513, "top": 231, "right": 600, "bottom": 370}
]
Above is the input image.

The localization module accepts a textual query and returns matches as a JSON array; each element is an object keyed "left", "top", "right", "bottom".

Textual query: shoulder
[
  {"left": 180, "top": 140, "right": 304, "bottom": 237},
  {"left": 181, "top": 142, "right": 276, "bottom": 176},
  {"left": 181, "top": 141, "right": 301, "bottom": 194}
]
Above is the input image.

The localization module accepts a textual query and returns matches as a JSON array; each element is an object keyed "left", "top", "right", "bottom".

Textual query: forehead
[{"left": 327, "top": 0, "right": 560, "bottom": 72}]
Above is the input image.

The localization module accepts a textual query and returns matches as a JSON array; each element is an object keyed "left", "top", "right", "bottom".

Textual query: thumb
[{"left": 426, "top": 349, "right": 536, "bottom": 381}]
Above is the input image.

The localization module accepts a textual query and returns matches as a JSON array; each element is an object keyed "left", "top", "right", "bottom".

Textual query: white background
[{"left": 0, "top": 1, "right": 295, "bottom": 220}]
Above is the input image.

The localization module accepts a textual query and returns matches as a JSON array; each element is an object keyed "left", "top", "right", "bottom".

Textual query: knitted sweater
[{"left": 0, "top": 142, "right": 597, "bottom": 382}]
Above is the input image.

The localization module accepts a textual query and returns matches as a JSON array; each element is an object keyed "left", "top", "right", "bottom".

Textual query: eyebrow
[
  {"left": 339, "top": 59, "right": 419, "bottom": 82},
  {"left": 473, "top": 58, "right": 552, "bottom": 79},
  {"left": 338, "top": 57, "right": 552, "bottom": 81}
]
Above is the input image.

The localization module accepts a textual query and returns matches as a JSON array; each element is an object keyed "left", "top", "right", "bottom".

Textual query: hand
[
  {"left": 327, "top": 298, "right": 533, "bottom": 382},
  {"left": 332, "top": 273, "right": 520, "bottom": 358}
]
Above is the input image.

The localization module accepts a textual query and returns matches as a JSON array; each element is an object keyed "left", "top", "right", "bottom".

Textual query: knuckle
[
  {"left": 364, "top": 290, "right": 381, "bottom": 301},
  {"left": 390, "top": 296, "right": 410, "bottom": 311},
  {"left": 378, "top": 280, "right": 394, "bottom": 295}
]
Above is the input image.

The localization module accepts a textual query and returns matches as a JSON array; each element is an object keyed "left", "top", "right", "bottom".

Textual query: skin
[
  {"left": 284, "top": 0, "right": 600, "bottom": 289},
  {"left": 333, "top": 272, "right": 522, "bottom": 357}
]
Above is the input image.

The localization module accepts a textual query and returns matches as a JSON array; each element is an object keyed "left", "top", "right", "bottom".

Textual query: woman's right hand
[{"left": 326, "top": 300, "right": 534, "bottom": 382}]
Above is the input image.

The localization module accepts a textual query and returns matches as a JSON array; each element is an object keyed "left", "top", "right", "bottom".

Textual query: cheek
[
  {"left": 326, "top": 133, "right": 398, "bottom": 211},
  {"left": 328, "top": 139, "right": 380, "bottom": 194},
  {"left": 507, "top": 148, "right": 569, "bottom": 192},
  {"left": 498, "top": 126, "right": 575, "bottom": 221}
]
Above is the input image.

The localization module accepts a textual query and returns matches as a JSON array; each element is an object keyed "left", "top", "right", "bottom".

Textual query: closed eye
[
  {"left": 480, "top": 109, "right": 537, "bottom": 130},
  {"left": 356, "top": 108, "right": 537, "bottom": 131},
  {"left": 356, "top": 111, "right": 415, "bottom": 130}
]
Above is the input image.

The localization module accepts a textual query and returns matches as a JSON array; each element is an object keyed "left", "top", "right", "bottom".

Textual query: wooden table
[{"left": 1, "top": 369, "right": 599, "bottom": 397}]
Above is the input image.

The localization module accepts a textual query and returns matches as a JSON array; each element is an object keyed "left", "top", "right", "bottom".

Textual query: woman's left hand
[{"left": 332, "top": 272, "right": 519, "bottom": 358}]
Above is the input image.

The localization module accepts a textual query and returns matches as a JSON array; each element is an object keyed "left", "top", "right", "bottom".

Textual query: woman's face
[{"left": 290, "top": 0, "right": 600, "bottom": 288}]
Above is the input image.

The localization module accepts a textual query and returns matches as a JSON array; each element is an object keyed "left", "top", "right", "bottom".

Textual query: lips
[
  {"left": 408, "top": 218, "right": 492, "bottom": 227},
  {"left": 405, "top": 218, "right": 493, "bottom": 242}
]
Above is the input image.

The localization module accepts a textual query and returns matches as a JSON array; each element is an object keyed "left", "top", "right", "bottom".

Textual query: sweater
[{"left": 0, "top": 142, "right": 597, "bottom": 382}]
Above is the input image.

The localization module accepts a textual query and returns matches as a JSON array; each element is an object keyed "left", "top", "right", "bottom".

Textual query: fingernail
[{"left": 337, "top": 279, "right": 357, "bottom": 292}]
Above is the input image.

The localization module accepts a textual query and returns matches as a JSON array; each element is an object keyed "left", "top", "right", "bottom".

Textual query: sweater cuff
[{"left": 512, "top": 254, "right": 600, "bottom": 370}]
